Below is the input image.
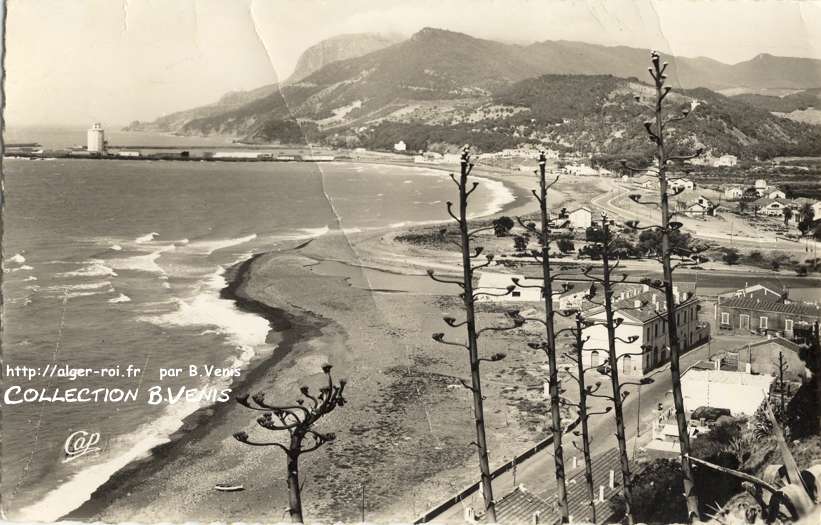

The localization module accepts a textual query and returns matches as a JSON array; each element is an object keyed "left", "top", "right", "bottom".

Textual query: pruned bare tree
[
  {"left": 621, "top": 50, "right": 708, "bottom": 522},
  {"left": 581, "top": 213, "right": 654, "bottom": 525},
  {"left": 513, "top": 151, "right": 572, "bottom": 522},
  {"left": 428, "top": 145, "right": 522, "bottom": 522},
  {"left": 233, "top": 364, "right": 347, "bottom": 523},
  {"left": 558, "top": 311, "right": 614, "bottom": 523}
]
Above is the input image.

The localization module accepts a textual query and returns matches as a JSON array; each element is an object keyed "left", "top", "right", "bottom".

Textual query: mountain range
[{"left": 126, "top": 28, "right": 821, "bottom": 158}]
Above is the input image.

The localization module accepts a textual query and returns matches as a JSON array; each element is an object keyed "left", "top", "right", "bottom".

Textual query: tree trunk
[
  {"left": 655, "top": 99, "right": 701, "bottom": 521},
  {"left": 600, "top": 221, "right": 634, "bottom": 525},
  {"left": 287, "top": 449, "right": 304, "bottom": 523},
  {"left": 574, "top": 317, "right": 597, "bottom": 523},
  {"left": 459, "top": 155, "right": 496, "bottom": 522},
  {"left": 538, "top": 155, "right": 569, "bottom": 523}
]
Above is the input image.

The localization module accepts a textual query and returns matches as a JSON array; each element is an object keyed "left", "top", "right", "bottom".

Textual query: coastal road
[
  {"left": 433, "top": 339, "right": 717, "bottom": 522},
  {"left": 591, "top": 179, "right": 821, "bottom": 255}
]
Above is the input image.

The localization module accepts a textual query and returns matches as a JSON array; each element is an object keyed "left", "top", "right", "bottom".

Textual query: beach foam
[
  {"left": 135, "top": 232, "right": 160, "bottom": 243},
  {"left": 59, "top": 260, "right": 118, "bottom": 278},
  {"left": 109, "top": 293, "right": 132, "bottom": 303},
  {"left": 183, "top": 234, "right": 258, "bottom": 255},
  {"left": 8, "top": 253, "right": 26, "bottom": 264},
  {"left": 108, "top": 245, "right": 175, "bottom": 274},
  {"left": 139, "top": 266, "right": 270, "bottom": 353}
]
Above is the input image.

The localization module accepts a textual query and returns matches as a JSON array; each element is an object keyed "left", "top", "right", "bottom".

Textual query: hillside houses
[
  {"left": 724, "top": 186, "right": 743, "bottom": 200},
  {"left": 567, "top": 207, "right": 592, "bottom": 229},
  {"left": 669, "top": 177, "right": 694, "bottom": 192},
  {"left": 753, "top": 198, "right": 792, "bottom": 217},
  {"left": 681, "top": 195, "right": 716, "bottom": 217},
  {"left": 768, "top": 189, "right": 786, "bottom": 199}
]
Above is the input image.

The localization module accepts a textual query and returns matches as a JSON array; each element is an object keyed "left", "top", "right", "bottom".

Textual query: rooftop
[{"left": 719, "top": 296, "right": 821, "bottom": 318}]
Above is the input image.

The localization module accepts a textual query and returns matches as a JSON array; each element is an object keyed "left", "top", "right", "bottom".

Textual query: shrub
[
  {"left": 556, "top": 238, "right": 575, "bottom": 253},
  {"left": 493, "top": 216, "right": 515, "bottom": 237},
  {"left": 722, "top": 248, "right": 740, "bottom": 265}
]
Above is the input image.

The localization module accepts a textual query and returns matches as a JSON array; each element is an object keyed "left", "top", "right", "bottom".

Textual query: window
[
  {"left": 512, "top": 290, "right": 521, "bottom": 298},
  {"left": 760, "top": 316, "right": 768, "bottom": 330},
  {"left": 721, "top": 312, "right": 730, "bottom": 325},
  {"left": 785, "top": 319, "right": 794, "bottom": 332},
  {"left": 622, "top": 355, "right": 633, "bottom": 374},
  {"left": 740, "top": 314, "right": 750, "bottom": 330},
  {"left": 590, "top": 350, "right": 600, "bottom": 367},
  {"left": 655, "top": 324, "right": 659, "bottom": 337}
]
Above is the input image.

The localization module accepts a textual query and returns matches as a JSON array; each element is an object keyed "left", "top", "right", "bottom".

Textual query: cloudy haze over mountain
[{"left": 5, "top": 0, "right": 821, "bottom": 126}]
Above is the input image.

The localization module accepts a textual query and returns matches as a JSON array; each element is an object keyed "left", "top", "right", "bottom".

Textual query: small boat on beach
[{"left": 214, "top": 483, "right": 244, "bottom": 492}]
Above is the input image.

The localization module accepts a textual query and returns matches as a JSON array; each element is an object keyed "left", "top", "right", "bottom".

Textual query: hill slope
[
  {"left": 128, "top": 28, "right": 821, "bottom": 156},
  {"left": 288, "top": 32, "right": 405, "bottom": 83}
]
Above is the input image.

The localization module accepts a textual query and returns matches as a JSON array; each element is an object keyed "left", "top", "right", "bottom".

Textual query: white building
[
  {"left": 116, "top": 150, "right": 141, "bottom": 157},
  {"left": 669, "top": 178, "right": 694, "bottom": 191},
  {"left": 724, "top": 187, "right": 743, "bottom": 200},
  {"left": 563, "top": 164, "right": 599, "bottom": 176},
  {"left": 768, "top": 189, "right": 786, "bottom": 200},
  {"left": 582, "top": 285, "right": 707, "bottom": 377},
  {"left": 394, "top": 140, "right": 407, "bottom": 152},
  {"left": 713, "top": 155, "right": 738, "bottom": 167},
  {"left": 213, "top": 151, "right": 263, "bottom": 159},
  {"left": 567, "top": 207, "right": 593, "bottom": 229},
  {"left": 755, "top": 179, "right": 769, "bottom": 196},
  {"left": 87, "top": 123, "right": 105, "bottom": 153},
  {"left": 475, "top": 272, "right": 542, "bottom": 302},
  {"left": 682, "top": 369, "right": 774, "bottom": 416}
]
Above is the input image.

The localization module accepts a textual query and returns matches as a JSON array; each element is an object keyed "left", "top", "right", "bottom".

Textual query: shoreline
[
  {"left": 63, "top": 249, "right": 330, "bottom": 521},
  {"left": 57, "top": 160, "right": 537, "bottom": 523}
]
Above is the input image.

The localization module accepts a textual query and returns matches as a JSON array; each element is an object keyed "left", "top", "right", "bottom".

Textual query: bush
[
  {"left": 610, "top": 459, "right": 687, "bottom": 524},
  {"left": 513, "top": 234, "right": 529, "bottom": 253},
  {"left": 556, "top": 238, "right": 575, "bottom": 253},
  {"left": 722, "top": 248, "right": 740, "bottom": 265},
  {"left": 493, "top": 216, "right": 515, "bottom": 237}
]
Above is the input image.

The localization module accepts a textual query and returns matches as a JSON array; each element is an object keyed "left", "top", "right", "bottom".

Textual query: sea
[{"left": 1, "top": 128, "right": 515, "bottom": 521}]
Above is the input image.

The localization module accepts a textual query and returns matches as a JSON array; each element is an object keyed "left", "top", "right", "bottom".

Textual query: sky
[{"left": 3, "top": 0, "right": 821, "bottom": 127}]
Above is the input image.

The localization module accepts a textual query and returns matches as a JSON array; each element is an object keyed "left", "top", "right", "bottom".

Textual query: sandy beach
[{"left": 62, "top": 162, "right": 599, "bottom": 523}]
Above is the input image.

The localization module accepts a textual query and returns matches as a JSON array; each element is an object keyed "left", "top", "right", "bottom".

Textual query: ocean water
[{"left": 1, "top": 140, "right": 514, "bottom": 520}]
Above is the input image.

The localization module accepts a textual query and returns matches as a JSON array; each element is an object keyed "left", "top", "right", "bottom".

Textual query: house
[
  {"left": 563, "top": 163, "right": 599, "bottom": 176},
  {"left": 669, "top": 177, "right": 694, "bottom": 191},
  {"left": 713, "top": 154, "right": 738, "bottom": 167},
  {"left": 635, "top": 176, "right": 657, "bottom": 189},
  {"left": 682, "top": 369, "right": 774, "bottom": 416},
  {"left": 567, "top": 207, "right": 593, "bottom": 229},
  {"left": 755, "top": 179, "right": 769, "bottom": 196},
  {"left": 753, "top": 198, "right": 791, "bottom": 217},
  {"left": 724, "top": 186, "right": 744, "bottom": 200},
  {"left": 768, "top": 189, "right": 786, "bottom": 200},
  {"left": 393, "top": 140, "right": 407, "bottom": 152},
  {"left": 717, "top": 283, "right": 786, "bottom": 303},
  {"left": 475, "top": 272, "right": 542, "bottom": 302},
  {"left": 683, "top": 196, "right": 715, "bottom": 217},
  {"left": 732, "top": 337, "right": 809, "bottom": 382},
  {"left": 684, "top": 201, "right": 710, "bottom": 217},
  {"left": 582, "top": 285, "right": 709, "bottom": 376},
  {"left": 716, "top": 296, "right": 821, "bottom": 339}
]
